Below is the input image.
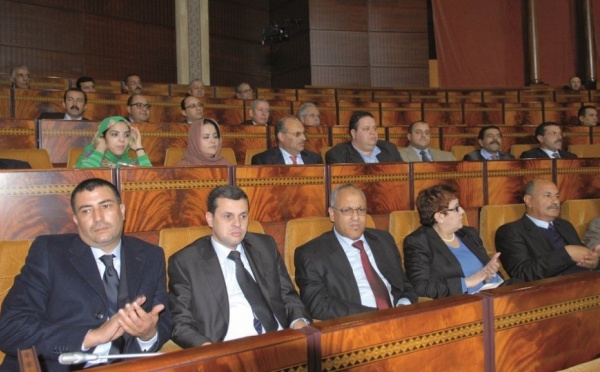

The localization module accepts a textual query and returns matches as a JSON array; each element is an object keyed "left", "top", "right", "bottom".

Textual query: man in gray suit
[
  {"left": 169, "top": 185, "right": 310, "bottom": 347},
  {"left": 398, "top": 121, "right": 455, "bottom": 162}
]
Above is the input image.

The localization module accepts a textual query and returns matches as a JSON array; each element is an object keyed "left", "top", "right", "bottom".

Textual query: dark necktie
[
  {"left": 420, "top": 150, "right": 432, "bottom": 162},
  {"left": 290, "top": 155, "right": 297, "bottom": 165},
  {"left": 552, "top": 152, "right": 560, "bottom": 158},
  {"left": 547, "top": 222, "right": 565, "bottom": 248},
  {"left": 227, "top": 250, "right": 278, "bottom": 333},
  {"left": 352, "top": 240, "right": 391, "bottom": 310},
  {"left": 491, "top": 154, "right": 499, "bottom": 160},
  {"left": 99, "top": 254, "right": 119, "bottom": 316}
]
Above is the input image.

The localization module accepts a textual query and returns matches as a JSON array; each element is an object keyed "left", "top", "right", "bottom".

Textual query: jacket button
[{"left": 95, "top": 313, "right": 104, "bottom": 320}]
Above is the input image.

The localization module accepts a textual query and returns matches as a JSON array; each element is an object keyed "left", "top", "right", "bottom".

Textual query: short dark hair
[
  {"left": 478, "top": 125, "right": 501, "bottom": 140},
  {"left": 71, "top": 178, "right": 120, "bottom": 213},
  {"left": 348, "top": 111, "right": 374, "bottom": 133},
  {"left": 63, "top": 88, "right": 87, "bottom": 104},
  {"left": 236, "top": 82, "right": 250, "bottom": 94},
  {"left": 274, "top": 115, "right": 299, "bottom": 142},
  {"left": 76, "top": 76, "right": 95, "bottom": 89},
  {"left": 407, "top": 121, "right": 427, "bottom": 134},
  {"left": 578, "top": 105, "right": 596, "bottom": 119},
  {"left": 415, "top": 184, "right": 458, "bottom": 226},
  {"left": 207, "top": 185, "right": 248, "bottom": 214},
  {"left": 535, "top": 122, "right": 560, "bottom": 137},
  {"left": 127, "top": 94, "right": 146, "bottom": 106},
  {"left": 123, "top": 74, "right": 139, "bottom": 84},
  {"left": 180, "top": 95, "right": 197, "bottom": 110}
]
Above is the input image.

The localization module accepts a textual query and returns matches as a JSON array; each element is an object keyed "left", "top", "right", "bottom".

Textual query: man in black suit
[
  {"left": 463, "top": 126, "right": 515, "bottom": 161},
  {"left": 0, "top": 178, "right": 171, "bottom": 371},
  {"left": 251, "top": 116, "right": 322, "bottom": 165},
  {"left": 127, "top": 94, "right": 151, "bottom": 123},
  {"left": 294, "top": 184, "right": 417, "bottom": 320},
  {"left": 169, "top": 185, "right": 310, "bottom": 347},
  {"left": 520, "top": 122, "right": 577, "bottom": 159},
  {"left": 325, "top": 111, "right": 403, "bottom": 164},
  {"left": 495, "top": 179, "right": 600, "bottom": 282},
  {"left": 38, "top": 88, "right": 89, "bottom": 120}
]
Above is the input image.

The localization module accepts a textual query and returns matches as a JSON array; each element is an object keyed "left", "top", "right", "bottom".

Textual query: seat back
[
  {"left": 451, "top": 145, "right": 477, "bottom": 160},
  {"left": 164, "top": 147, "right": 237, "bottom": 166},
  {"left": 479, "top": 204, "right": 526, "bottom": 254},
  {"left": 245, "top": 149, "right": 267, "bottom": 165},
  {"left": 560, "top": 199, "right": 600, "bottom": 240},
  {"left": 320, "top": 146, "right": 332, "bottom": 163},
  {"left": 67, "top": 147, "right": 84, "bottom": 168},
  {"left": 510, "top": 144, "right": 538, "bottom": 158},
  {"left": 0, "top": 149, "right": 52, "bottom": 169},
  {"left": 221, "top": 147, "right": 237, "bottom": 165},
  {"left": 568, "top": 144, "right": 600, "bottom": 158},
  {"left": 284, "top": 215, "right": 375, "bottom": 287}
]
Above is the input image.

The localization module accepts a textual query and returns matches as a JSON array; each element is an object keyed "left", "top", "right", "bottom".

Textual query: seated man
[
  {"left": 127, "top": 94, "right": 151, "bottom": 123},
  {"left": 295, "top": 184, "right": 417, "bottom": 320},
  {"left": 235, "top": 82, "right": 254, "bottom": 100},
  {"left": 326, "top": 111, "right": 402, "bottom": 164},
  {"left": 520, "top": 122, "right": 577, "bottom": 159},
  {"left": 495, "top": 179, "right": 600, "bottom": 282},
  {"left": 398, "top": 121, "right": 455, "bottom": 162},
  {"left": 39, "top": 88, "right": 88, "bottom": 120},
  {"left": 10, "top": 65, "right": 30, "bottom": 89},
  {"left": 251, "top": 116, "right": 322, "bottom": 165},
  {"left": 298, "top": 103, "right": 321, "bottom": 127},
  {"left": 584, "top": 216, "right": 600, "bottom": 249},
  {"left": 169, "top": 185, "right": 310, "bottom": 347},
  {"left": 76, "top": 76, "right": 96, "bottom": 93},
  {"left": 567, "top": 76, "right": 582, "bottom": 91},
  {"left": 0, "top": 178, "right": 171, "bottom": 370},
  {"left": 242, "top": 99, "right": 270, "bottom": 126},
  {"left": 578, "top": 105, "right": 597, "bottom": 127},
  {"left": 122, "top": 74, "right": 143, "bottom": 95},
  {"left": 181, "top": 95, "right": 204, "bottom": 124},
  {"left": 463, "top": 126, "right": 514, "bottom": 160},
  {"left": 188, "top": 78, "right": 206, "bottom": 98}
]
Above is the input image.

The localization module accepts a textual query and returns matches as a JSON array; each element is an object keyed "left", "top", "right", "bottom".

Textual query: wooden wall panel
[{"left": 0, "top": 119, "right": 36, "bottom": 149}]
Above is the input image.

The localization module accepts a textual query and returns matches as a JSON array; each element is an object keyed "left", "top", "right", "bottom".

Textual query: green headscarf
[{"left": 82, "top": 116, "right": 135, "bottom": 168}]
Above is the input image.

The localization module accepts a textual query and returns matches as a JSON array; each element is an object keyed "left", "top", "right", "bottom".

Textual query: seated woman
[
  {"left": 75, "top": 115, "right": 151, "bottom": 168},
  {"left": 403, "top": 184, "right": 503, "bottom": 299},
  {"left": 177, "top": 118, "right": 230, "bottom": 166}
]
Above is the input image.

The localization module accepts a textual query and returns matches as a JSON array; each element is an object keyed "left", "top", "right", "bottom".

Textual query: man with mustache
[
  {"left": 39, "top": 88, "right": 89, "bottom": 120},
  {"left": 463, "top": 126, "right": 514, "bottom": 160},
  {"left": 495, "top": 179, "right": 600, "bottom": 282},
  {"left": 520, "top": 122, "right": 577, "bottom": 159},
  {"left": 398, "top": 121, "right": 455, "bottom": 162},
  {"left": 251, "top": 116, "right": 322, "bottom": 165}
]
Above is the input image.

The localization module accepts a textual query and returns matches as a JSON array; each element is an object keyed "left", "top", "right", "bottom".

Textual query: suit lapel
[
  {"left": 423, "top": 227, "right": 464, "bottom": 270},
  {"left": 322, "top": 231, "right": 362, "bottom": 300},
  {"left": 271, "top": 149, "right": 285, "bottom": 164},
  {"left": 122, "top": 239, "right": 146, "bottom": 305},
  {"left": 69, "top": 238, "right": 107, "bottom": 306},
  {"left": 521, "top": 215, "right": 554, "bottom": 252},
  {"left": 201, "top": 240, "right": 229, "bottom": 316}
]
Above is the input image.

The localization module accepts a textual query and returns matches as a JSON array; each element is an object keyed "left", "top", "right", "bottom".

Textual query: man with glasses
[
  {"left": 122, "top": 74, "right": 143, "bottom": 95},
  {"left": 242, "top": 99, "right": 270, "bottom": 126},
  {"left": 463, "top": 126, "right": 514, "bottom": 160},
  {"left": 188, "top": 78, "right": 206, "bottom": 98},
  {"left": 181, "top": 96, "right": 204, "bottom": 124},
  {"left": 251, "top": 116, "right": 322, "bottom": 165},
  {"left": 127, "top": 94, "right": 151, "bottom": 123},
  {"left": 10, "top": 65, "right": 30, "bottom": 89},
  {"left": 235, "top": 82, "right": 253, "bottom": 100},
  {"left": 298, "top": 103, "right": 321, "bottom": 127},
  {"left": 294, "top": 184, "right": 417, "bottom": 320}
]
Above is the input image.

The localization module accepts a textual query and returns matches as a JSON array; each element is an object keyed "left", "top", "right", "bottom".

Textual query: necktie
[
  {"left": 420, "top": 150, "right": 432, "bottom": 162},
  {"left": 290, "top": 155, "right": 297, "bottom": 165},
  {"left": 552, "top": 152, "right": 560, "bottom": 158},
  {"left": 352, "top": 240, "right": 391, "bottom": 310},
  {"left": 547, "top": 222, "right": 565, "bottom": 248},
  {"left": 99, "top": 254, "right": 119, "bottom": 316},
  {"left": 491, "top": 154, "right": 499, "bottom": 160},
  {"left": 227, "top": 250, "right": 278, "bottom": 333}
]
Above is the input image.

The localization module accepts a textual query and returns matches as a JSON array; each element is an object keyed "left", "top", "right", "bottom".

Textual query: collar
[
  {"left": 525, "top": 214, "right": 552, "bottom": 229},
  {"left": 90, "top": 240, "right": 123, "bottom": 259}
]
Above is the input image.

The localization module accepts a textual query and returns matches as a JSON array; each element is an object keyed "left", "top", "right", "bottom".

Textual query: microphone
[{"left": 59, "top": 351, "right": 162, "bottom": 365}]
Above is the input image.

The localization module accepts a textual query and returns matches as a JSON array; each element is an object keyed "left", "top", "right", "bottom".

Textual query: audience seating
[
  {"left": 560, "top": 199, "right": 600, "bottom": 240},
  {"left": 66, "top": 148, "right": 84, "bottom": 168},
  {"left": 162, "top": 147, "right": 237, "bottom": 166},
  {"left": 510, "top": 143, "right": 538, "bottom": 158},
  {"left": 479, "top": 204, "right": 526, "bottom": 255},
  {"left": 0, "top": 119, "right": 36, "bottom": 150},
  {"left": 451, "top": 145, "right": 477, "bottom": 160},
  {"left": 244, "top": 149, "right": 266, "bottom": 165},
  {"left": 0, "top": 149, "right": 52, "bottom": 169},
  {"left": 568, "top": 144, "right": 600, "bottom": 158}
]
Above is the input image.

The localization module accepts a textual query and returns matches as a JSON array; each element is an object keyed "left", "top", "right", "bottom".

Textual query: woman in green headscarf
[{"left": 75, "top": 116, "right": 152, "bottom": 168}]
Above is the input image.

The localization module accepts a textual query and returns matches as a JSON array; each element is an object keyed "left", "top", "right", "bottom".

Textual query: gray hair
[
  {"left": 298, "top": 102, "right": 318, "bottom": 118},
  {"left": 329, "top": 184, "right": 365, "bottom": 208}
]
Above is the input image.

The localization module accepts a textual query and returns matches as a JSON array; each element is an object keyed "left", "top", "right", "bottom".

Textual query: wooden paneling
[
  {"left": 486, "top": 159, "right": 553, "bottom": 205},
  {"left": 555, "top": 158, "right": 600, "bottom": 201},
  {"left": 0, "top": 119, "right": 36, "bottom": 149},
  {"left": 220, "top": 126, "right": 270, "bottom": 164}
]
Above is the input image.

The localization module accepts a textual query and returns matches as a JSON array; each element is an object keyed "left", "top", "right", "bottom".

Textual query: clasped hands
[
  {"left": 465, "top": 252, "right": 501, "bottom": 289},
  {"left": 83, "top": 295, "right": 163, "bottom": 349},
  {"left": 567, "top": 244, "right": 600, "bottom": 269}
]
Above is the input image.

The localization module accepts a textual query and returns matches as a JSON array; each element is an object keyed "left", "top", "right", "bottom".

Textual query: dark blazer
[
  {"left": 0, "top": 158, "right": 31, "bottom": 169},
  {"left": 403, "top": 226, "right": 494, "bottom": 299},
  {"left": 294, "top": 228, "right": 417, "bottom": 320},
  {"left": 520, "top": 147, "right": 577, "bottom": 159},
  {"left": 0, "top": 234, "right": 171, "bottom": 372},
  {"left": 251, "top": 147, "right": 323, "bottom": 165},
  {"left": 463, "top": 150, "right": 515, "bottom": 161},
  {"left": 168, "top": 233, "right": 310, "bottom": 347},
  {"left": 495, "top": 215, "right": 594, "bottom": 281},
  {"left": 325, "top": 140, "right": 403, "bottom": 164}
]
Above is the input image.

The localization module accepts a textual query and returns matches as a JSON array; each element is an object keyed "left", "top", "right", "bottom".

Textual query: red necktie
[
  {"left": 352, "top": 240, "right": 391, "bottom": 310},
  {"left": 290, "top": 155, "right": 297, "bottom": 164}
]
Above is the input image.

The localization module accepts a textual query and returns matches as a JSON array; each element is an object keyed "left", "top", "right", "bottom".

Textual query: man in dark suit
[
  {"left": 127, "top": 94, "right": 151, "bottom": 123},
  {"left": 520, "top": 122, "right": 577, "bottom": 159},
  {"left": 294, "top": 184, "right": 417, "bottom": 320},
  {"left": 0, "top": 178, "right": 171, "bottom": 371},
  {"left": 169, "top": 185, "right": 310, "bottom": 347},
  {"left": 38, "top": 88, "right": 89, "bottom": 120},
  {"left": 325, "top": 111, "right": 403, "bottom": 164},
  {"left": 495, "top": 179, "right": 599, "bottom": 282},
  {"left": 251, "top": 116, "right": 322, "bottom": 165},
  {"left": 463, "top": 125, "right": 515, "bottom": 161}
]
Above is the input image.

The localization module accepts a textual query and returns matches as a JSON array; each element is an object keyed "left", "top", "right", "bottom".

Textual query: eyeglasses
[
  {"left": 129, "top": 103, "right": 151, "bottom": 109},
  {"left": 185, "top": 103, "right": 204, "bottom": 109},
  {"left": 444, "top": 205, "right": 461, "bottom": 213},
  {"left": 331, "top": 207, "right": 368, "bottom": 216},
  {"left": 303, "top": 113, "right": 320, "bottom": 119},
  {"left": 283, "top": 131, "right": 305, "bottom": 138}
]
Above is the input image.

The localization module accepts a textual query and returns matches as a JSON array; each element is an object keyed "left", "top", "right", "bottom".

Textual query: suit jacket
[
  {"left": 294, "top": 228, "right": 417, "bottom": 320},
  {"left": 325, "top": 140, "right": 403, "bottom": 164},
  {"left": 251, "top": 147, "right": 323, "bottom": 165},
  {"left": 403, "top": 226, "right": 493, "bottom": 299},
  {"left": 463, "top": 150, "right": 515, "bottom": 161},
  {"left": 0, "top": 234, "right": 171, "bottom": 372},
  {"left": 0, "top": 158, "right": 31, "bottom": 169},
  {"left": 398, "top": 147, "right": 456, "bottom": 162},
  {"left": 520, "top": 147, "right": 577, "bottom": 159},
  {"left": 168, "top": 233, "right": 310, "bottom": 347},
  {"left": 584, "top": 216, "right": 600, "bottom": 249},
  {"left": 495, "top": 215, "right": 592, "bottom": 281}
]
